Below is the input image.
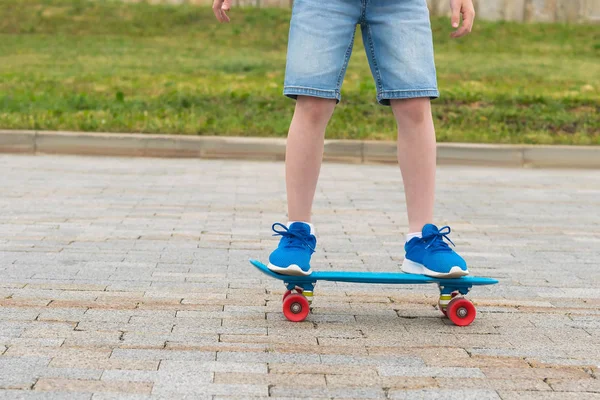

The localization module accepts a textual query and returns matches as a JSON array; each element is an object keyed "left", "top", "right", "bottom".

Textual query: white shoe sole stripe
[
  {"left": 267, "top": 263, "right": 312, "bottom": 276},
  {"left": 402, "top": 258, "right": 469, "bottom": 278}
]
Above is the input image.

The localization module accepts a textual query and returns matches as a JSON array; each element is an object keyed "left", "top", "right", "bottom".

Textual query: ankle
[
  {"left": 408, "top": 226, "right": 424, "bottom": 234},
  {"left": 406, "top": 231, "right": 422, "bottom": 243}
]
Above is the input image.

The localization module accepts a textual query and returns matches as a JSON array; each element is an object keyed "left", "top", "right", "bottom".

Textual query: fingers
[
  {"left": 220, "top": 8, "right": 231, "bottom": 23},
  {"left": 212, "top": 0, "right": 223, "bottom": 21},
  {"left": 451, "top": 7, "right": 475, "bottom": 38},
  {"left": 220, "top": 0, "right": 231, "bottom": 23},
  {"left": 451, "top": 6, "right": 460, "bottom": 29},
  {"left": 212, "top": 0, "right": 230, "bottom": 23}
]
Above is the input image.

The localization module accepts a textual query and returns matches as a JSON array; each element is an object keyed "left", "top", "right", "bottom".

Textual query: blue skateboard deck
[
  {"left": 250, "top": 259, "right": 497, "bottom": 287},
  {"left": 250, "top": 259, "right": 498, "bottom": 326}
]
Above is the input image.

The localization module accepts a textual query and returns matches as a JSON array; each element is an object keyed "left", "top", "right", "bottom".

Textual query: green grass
[{"left": 0, "top": 0, "right": 599, "bottom": 144}]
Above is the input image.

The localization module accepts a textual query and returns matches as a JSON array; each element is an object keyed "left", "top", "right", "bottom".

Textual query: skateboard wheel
[
  {"left": 282, "top": 293, "right": 310, "bottom": 322},
  {"left": 446, "top": 297, "right": 476, "bottom": 326}
]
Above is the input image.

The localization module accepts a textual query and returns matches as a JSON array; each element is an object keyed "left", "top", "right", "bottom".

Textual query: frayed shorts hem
[
  {"left": 283, "top": 87, "right": 439, "bottom": 106},
  {"left": 377, "top": 89, "right": 439, "bottom": 106},
  {"left": 283, "top": 86, "right": 341, "bottom": 103}
]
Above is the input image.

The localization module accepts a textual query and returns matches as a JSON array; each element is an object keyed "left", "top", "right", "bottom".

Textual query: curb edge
[{"left": 1, "top": 130, "right": 598, "bottom": 169}]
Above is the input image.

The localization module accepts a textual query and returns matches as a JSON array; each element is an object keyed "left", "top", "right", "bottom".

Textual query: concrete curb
[{"left": 1, "top": 129, "right": 599, "bottom": 168}]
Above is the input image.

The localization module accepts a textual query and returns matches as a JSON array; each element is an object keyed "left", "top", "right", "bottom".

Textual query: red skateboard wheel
[
  {"left": 446, "top": 297, "right": 476, "bottom": 326},
  {"left": 282, "top": 293, "right": 310, "bottom": 322}
]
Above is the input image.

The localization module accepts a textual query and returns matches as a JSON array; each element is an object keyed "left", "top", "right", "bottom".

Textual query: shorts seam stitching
[
  {"left": 365, "top": 23, "right": 383, "bottom": 92},
  {"left": 284, "top": 87, "right": 339, "bottom": 97},
  {"left": 379, "top": 89, "right": 439, "bottom": 94},
  {"left": 285, "top": 86, "right": 337, "bottom": 92},
  {"left": 335, "top": 29, "right": 357, "bottom": 93}
]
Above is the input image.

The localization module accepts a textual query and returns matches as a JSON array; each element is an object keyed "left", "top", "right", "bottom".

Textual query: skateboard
[{"left": 250, "top": 259, "right": 498, "bottom": 326}]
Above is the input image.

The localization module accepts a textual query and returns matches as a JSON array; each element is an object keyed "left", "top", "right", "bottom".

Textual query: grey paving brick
[
  {"left": 81, "top": 310, "right": 133, "bottom": 323},
  {"left": 319, "top": 354, "right": 425, "bottom": 367},
  {"left": 92, "top": 395, "right": 150, "bottom": 400},
  {"left": 212, "top": 397, "right": 324, "bottom": 400},
  {"left": 159, "top": 360, "right": 268, "bottom": 374},
  {"left": 154, "top": 396, "right": 212, "bottom": 400},
  {"left": 0, "top": 357, "right": 50, "bottom": 389},
  {"left": 100, "top": 370, "right": 158, "bottom": 382},
  {"left": 0, "top": 322, "right": 27, "bottom": 338},
  {"left": 171, "top": 326, "right": 267, "bottom": 335},
  {"left": 152, "top": 382, "right": 267, "bottom": 396},
  {"left": 388, "top": 389, "right": 502, "bottom": 399},
  {"left": 175, "top": 310, "right": 266, "bottom": 319},
  {"left": 378, "top": 366, "right": 485, "bottom": 378},
  {"left": 63, "top": 332, "right": 123, "bottom": 348},
  {"left": 38, "top": 368, "right": 103, "bottom": 381},
  {"left": 497, "top": 392, "right": 600, "bottom": 400},
  {"left": 0, "top": 391, "right": 91, "bottom": 399},
  {"left": 217, "top": 351, "right": 320, "bottom": 364},
  {"left": 269, "top": 386, "right": 385, "bottom": 398},
  {"left": 37, "top": 309, "right": 87, "bottom": 322},
  {"left": 0, "top": 338, "right": 64, "bottom": 348},
  {"left": 110, "top": 349, "right": 216, "bottom": 361},
  {"left": 0, "top": 308, "right": 40, "bottom": 321}
]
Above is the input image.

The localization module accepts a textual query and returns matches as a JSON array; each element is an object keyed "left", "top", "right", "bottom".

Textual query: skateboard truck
[{"left": 284, "top": 282, "right": 315, "bottom": 304}]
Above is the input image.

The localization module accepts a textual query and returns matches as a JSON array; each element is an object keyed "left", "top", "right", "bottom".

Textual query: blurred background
[
  {"left": 147, "top": 0, "right": 600, "bottom": 23},
  {"left": 0, "top": 0, "right": 598, "bottom": 144}
]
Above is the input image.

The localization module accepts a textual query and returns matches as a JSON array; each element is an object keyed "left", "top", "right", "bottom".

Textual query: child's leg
[
  {"left": 390, "top": 98, "right": 436, "bottom": 233},
  {"left": 286, "top": 96, "right": 337, "bottom": 223},
  {"left": 360, "top": 0, "right": 439, "bottom": 235},
  {"left": 267, "top": 96, "right": 335, "bottom": 275},
  {"left": 268, "top": 0, "right": 361, "bottom": 275},
  {"left": 391, "top": 98, "right": 468, "bottom": 277}
]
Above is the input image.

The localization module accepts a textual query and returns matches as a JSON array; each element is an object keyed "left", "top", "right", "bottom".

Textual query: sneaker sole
[
  {"left": 402, "top": 259, "right": 469, "bottom": 278},
  {"left": 267, "top": 262, "right": 312, "bottom": 276}
]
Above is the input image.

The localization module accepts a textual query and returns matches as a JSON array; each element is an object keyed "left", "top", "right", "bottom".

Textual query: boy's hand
[
  {"left": 213, "top": 0, "right": 232, "bottom": 23},
  {"left": 449, "top": 0, "right": 475, "bottom": 38}
]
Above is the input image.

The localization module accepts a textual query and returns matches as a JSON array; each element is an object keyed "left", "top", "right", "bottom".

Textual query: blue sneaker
[
  {"left": 402, "top": 224, "right": 469, "bottom": 278},
  {"left": 267, "top": 222, "right": 316, "bottom": 276}
]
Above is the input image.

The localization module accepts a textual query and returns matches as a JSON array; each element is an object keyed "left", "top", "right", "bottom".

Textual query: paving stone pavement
[{"left": 0, "top": 153, "right": 599, "bottom": 399}]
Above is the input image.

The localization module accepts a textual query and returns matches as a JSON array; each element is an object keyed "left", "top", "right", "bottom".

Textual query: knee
[
  {"left": 391, "top": 98, "right": 431, "bottom": 126},
  {"left": 295, "top": 96, "right": 336, "bottom": 126}
]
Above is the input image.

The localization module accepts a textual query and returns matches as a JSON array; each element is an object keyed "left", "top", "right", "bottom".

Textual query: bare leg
[
  {"left": 286, "top": 96, "right": 337, "bottom": 222},
  {"left": 391, "top": 98, "right": 437, "bottom": 233}
]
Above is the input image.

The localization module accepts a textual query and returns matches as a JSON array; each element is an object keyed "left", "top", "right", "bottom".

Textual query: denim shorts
[{"left": 284, "top": 0, "right": 439, "bottom": 106}]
